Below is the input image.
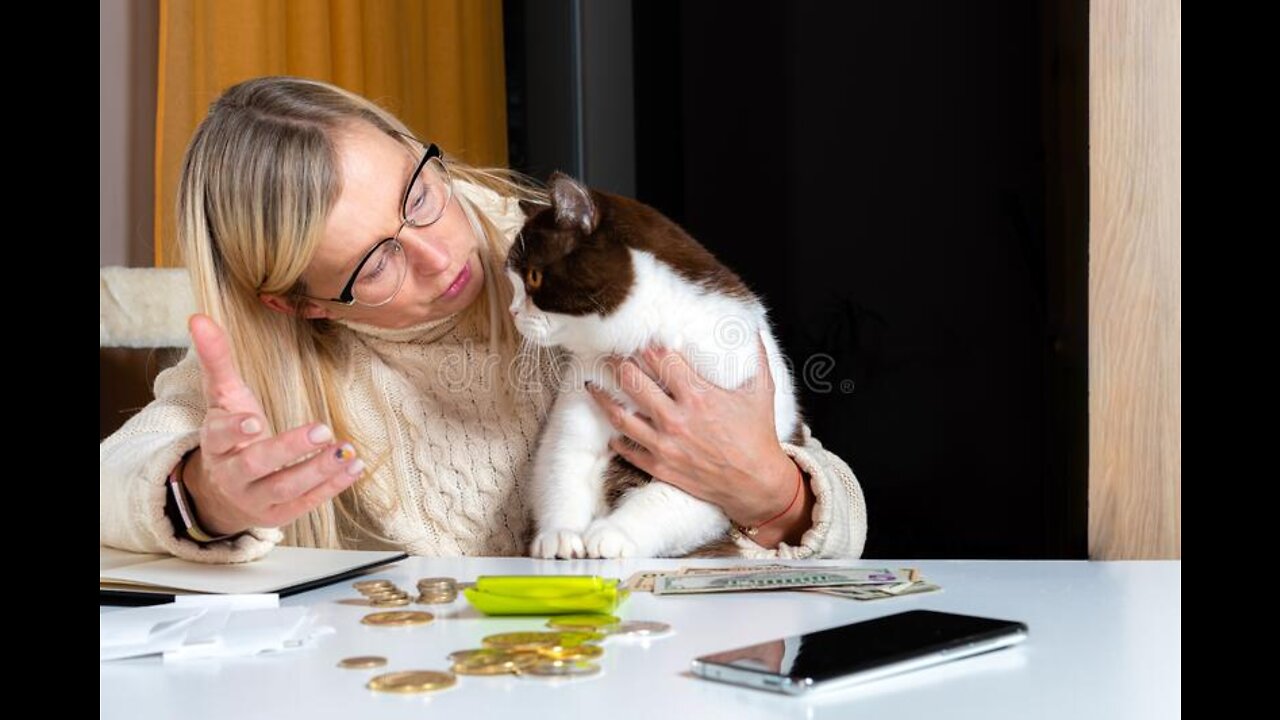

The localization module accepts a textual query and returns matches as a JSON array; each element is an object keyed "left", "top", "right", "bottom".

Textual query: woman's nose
[{"left": 402, "top": 230, "right": 452, "bottom": 274}]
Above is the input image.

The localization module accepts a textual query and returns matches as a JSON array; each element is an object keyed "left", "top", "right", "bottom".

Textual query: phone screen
[{"left": 693, "top": 610, "right": 1028, "bottom": 692}]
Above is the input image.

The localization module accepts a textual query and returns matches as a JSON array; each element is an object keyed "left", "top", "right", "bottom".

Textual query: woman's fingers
[
  {"left": 190, "top": 313, "right": 264, "bottom": 415},
  {"left": 224, "top": 423, "right": 340, "bottom": 485},
  {"left": 256, "top": 448, "right": 364, "bottom": 526},
  {"left": 201, "top": 411, "right": 266, "bottom": 456}
]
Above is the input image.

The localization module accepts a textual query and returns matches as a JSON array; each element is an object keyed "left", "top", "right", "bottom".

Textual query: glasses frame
[{"left": 303, "top": 138, "right": 450, "bottom": 307}]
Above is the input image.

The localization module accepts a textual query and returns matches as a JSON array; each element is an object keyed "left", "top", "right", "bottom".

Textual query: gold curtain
[{"left": 155, "top": 0, "right": 508, "bottom": 266}]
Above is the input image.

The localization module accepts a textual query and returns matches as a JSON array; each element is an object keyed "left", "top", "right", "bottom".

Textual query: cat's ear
[
  {"left": 518, "top": 198, "right": 544, "bottom": 219},
  {"left": 549, "top": 172, "right": 598, "bottom": 235}
]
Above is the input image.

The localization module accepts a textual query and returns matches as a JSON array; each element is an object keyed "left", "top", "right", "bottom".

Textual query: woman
[{"left": 99, "top": 76, "right": 867, "bottom": 563}]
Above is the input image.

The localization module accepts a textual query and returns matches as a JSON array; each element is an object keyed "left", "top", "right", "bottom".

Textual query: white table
[{"left": 100, "top": 558, "right": 1181, "bottom": 719}]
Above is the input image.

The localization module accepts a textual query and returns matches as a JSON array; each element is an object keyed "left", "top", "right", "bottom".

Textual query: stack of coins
[
  {"left": 442, "top": 631, "right": 613, "bottom": 679},
  {"left": 352, "top": 579, "right": 413, "bottom": 607},
  {"left": 416, "top": 577, "right": 458, "bottom": 604}
]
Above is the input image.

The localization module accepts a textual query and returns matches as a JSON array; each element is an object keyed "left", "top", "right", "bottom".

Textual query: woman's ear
[{"left": 259, "top": 292, "right": 333, "bottom": 320}]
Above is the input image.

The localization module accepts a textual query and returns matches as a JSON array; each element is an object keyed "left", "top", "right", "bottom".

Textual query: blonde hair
[{"left": 175, "top": 76, "right": 546, "bottom": 548}]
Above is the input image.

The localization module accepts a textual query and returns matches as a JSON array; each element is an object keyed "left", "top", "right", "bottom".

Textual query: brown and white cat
[{"left": 507, "top": 173, "right": 802, "bottom": 559}]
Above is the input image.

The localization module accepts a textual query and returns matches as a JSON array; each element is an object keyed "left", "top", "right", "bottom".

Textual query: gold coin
[
  {"left": 337, "top": 655, "right": 387, "bottom": 669},
  {"left": 364, "top": 590, "right": 410, "bottom": 599},
  {"left": 539, "top": 643, "right": 604, "bottom": 661},
  {"left": 371, "top": 597, "right": 412, "bottom": 607},
  {"left": 482, "top": 632, "right": 564, "bottom": 650},
  {"left": 552, "top": 631, "right": 607, "bottom": 646},
  {"left": 451, "top": 650, "right": 542, "bottom": 675},
  {"left": 416, "top": 591, "right": 458, "bottom": 604},
  {"left": 612, "top": 621, "right": 672, "bottom": 637},
  {"left": 353, "top": 579, "right": 395, "bottom": 590},
  {"left": 547, "top": 614, "right": 620, "bottom": 629},
  {"left": 361, "top": 611, "right": 434, "bottom": 627},
  {"left": 366, "top": 670, "right": 457, "bottom": 694},
  {"left": 523, "top": 660, "right": 602, "bottom": 678},
  {"left": 417, "top": 577, "right": 457, "bottom": 587},
  {"left": 452, "top": 660, "right": 517, "bottom": 676},
  {"left": 447, "top": 648, "right": 501, "bottom": 663}
]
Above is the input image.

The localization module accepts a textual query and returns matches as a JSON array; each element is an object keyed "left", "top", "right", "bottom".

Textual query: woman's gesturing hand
[{"left": 180, "top": 314, "right": 363, "bottom": 535}]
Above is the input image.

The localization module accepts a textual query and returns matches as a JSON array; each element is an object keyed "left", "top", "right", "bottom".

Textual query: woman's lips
[{"left": 439, "top": 260, "right": 472, "bottom": 300}]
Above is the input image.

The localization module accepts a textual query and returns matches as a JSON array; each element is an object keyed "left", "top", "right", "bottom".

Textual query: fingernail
[
  {"left": 346, "top": 458, "right": 366, "bottom": 476},
  {"left": 334, "top": 443, "right": 356, "bottom": 461},
  {"left": 240, "top": 417, "right": 262, "bottom": 435},
  {"left": 309, "top": 425, "right": 334, "bottom": 444}
]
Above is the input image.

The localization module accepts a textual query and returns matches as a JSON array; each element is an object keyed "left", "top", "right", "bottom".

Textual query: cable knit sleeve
[
  {"left": 99, "top": 350, "right": 283, "bottom": 564},
  {"left": 731, "top": 423, "right": 868, "bottom": 559}
]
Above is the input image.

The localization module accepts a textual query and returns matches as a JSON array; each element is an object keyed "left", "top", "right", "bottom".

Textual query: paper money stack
[{"left": 624, "top": 565, "right": 940, "bottom": 601}]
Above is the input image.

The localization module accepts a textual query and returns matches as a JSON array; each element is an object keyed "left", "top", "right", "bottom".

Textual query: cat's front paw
[
  {"left": 584, "top": 520, "right": 640, "bottom": 559},
  {"left": 530, "top": 529, "right": 587, "bottom": 559}
]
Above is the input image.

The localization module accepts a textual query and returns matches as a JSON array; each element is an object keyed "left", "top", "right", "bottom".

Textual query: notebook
[{"left": 100, "top": 545, "right": 409, "bottom": 606}]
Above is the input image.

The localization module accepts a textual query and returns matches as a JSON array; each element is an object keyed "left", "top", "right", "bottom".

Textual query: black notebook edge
[{"left": 100, "top": 551, "right": 411, "bottom": 607}]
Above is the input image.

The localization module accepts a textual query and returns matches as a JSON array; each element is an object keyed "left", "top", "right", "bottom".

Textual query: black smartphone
[{"left": 690, "top": 609, "right": 1029, "bottom": 696}]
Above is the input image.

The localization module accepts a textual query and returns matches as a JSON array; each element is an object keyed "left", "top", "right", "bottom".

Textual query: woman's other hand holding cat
[{"left": 587, "top": 335, "right": 816, "bottom": 548}]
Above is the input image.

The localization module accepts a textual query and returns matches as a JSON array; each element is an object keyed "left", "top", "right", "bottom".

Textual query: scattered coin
[
  {"left": 361, "top": 611, "right": 435, "bottom": 627},
  {"left": 538, "top": 643, "right": 604, "bottom": 661},
  {"left": 337, "top": 656, "right": 387, "bottom": 669},
  {"left": 523, "top": 660, "right": 602, "bottom": 678},
  {"left": 482, "top": 632, "right": 566, "bottom": 650},
  {"left": 611, "top": 621, "right": 672, "bottom": 637},
  {"left": 547, "top": 614, "right": 620, "bottom": 629},
  {"left": 365, "top": 670, "right": 457, "bottom": 694}
]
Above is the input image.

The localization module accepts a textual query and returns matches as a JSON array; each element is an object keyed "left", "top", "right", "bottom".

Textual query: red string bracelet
[{"left": 735, "top": 462, "right": 805, "bottom": 538}]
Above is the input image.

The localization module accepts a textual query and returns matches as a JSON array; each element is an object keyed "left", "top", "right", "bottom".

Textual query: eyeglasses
[{"left": 302, "top": 139, "right": 452, "bottom": 307}]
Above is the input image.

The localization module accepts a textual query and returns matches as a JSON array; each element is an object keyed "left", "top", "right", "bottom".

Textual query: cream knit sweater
[{"left": 99, "top": 193, "right": 868, "bottom": 564}]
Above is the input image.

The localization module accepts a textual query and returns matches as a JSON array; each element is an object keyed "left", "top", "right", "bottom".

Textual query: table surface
[{"left": 100, "top": 557, "right": 1181, "bottom": 720}]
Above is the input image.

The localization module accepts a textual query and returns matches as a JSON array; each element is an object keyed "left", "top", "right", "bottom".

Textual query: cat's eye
[{"left": 526, "top": 268, "right": 543, "bottom": 289}]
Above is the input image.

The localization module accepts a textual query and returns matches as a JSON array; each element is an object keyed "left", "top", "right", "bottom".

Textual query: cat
[{"left": 507, "top": 173, "right": 802, "bottom": 559}]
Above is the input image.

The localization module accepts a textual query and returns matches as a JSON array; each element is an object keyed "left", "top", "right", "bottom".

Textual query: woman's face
[{"left": 289, "top": 121, "right": 485, "bottom": 329}]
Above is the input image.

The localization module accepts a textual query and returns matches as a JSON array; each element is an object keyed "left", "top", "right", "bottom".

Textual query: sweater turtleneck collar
[{"left": 337, "top": 310, "right": 464, "bottom": 344}]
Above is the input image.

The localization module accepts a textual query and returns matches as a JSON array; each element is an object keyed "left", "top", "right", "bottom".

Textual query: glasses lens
[
  {"left": 403, "top": 158, "right": 452, "bottom": 227},
  {"left": 351, "top": 240, "right": 407, "bottom": 306}
]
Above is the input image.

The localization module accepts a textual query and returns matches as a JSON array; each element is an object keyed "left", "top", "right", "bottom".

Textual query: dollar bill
[
  {"left": 806, "top": 581, "right": 942, "bottom": 602},
  {"left": 653, "top": 567, "right": 906, "bottom": 595}
]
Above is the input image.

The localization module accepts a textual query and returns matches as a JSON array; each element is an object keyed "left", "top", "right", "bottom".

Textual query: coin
[
  {"left": 547, "top": 614, "right": 620, "bottom": 629},
  {"left": 452, "top": 659, "right": 519, "bottom": 676},
  {"left": 523, "top": 660, "right": 602, "bottom": 678},
  {"left": 417, "top": 577, "right": 456, "bottom": 587},
  {"left": 611, "top": 621, "right": 672, "bottom": 637},
  {"left": 337, "top": 655, "right": 387, "bottom": 669},
  {"left": 447, "top": 648, "right": 504, "bottom": 663},
  {"left": 370, "top": 597, "right": 412, "bottom": 607},
  {"left": 482, "top": 631, "right": 564, "bottom": 650},
  {"left": 552, "top": 631, "right": 607, "bottom": 646},
  {"left": 353, "top": 579, "right": 394, "bottom": 590},
  {"left": 538, "top": 643, "right": 604, "bottom": 661},
  {"left": 366, "top": 670, "right": 457, "bottom": 693},
  {"left": 452, "top": 650, "right": 542, "bottom": 675},
  {"left": 361, "top": 611, "right": 434, "bottom": 627}
]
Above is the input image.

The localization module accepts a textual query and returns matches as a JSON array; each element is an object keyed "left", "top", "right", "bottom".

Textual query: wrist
[
  {"left": 172, "top": 448, "right": 242, "bottom": 539},
  {"left": 729, "top": 451, "right": 805, "bottom": 541},
  {"left": 751, "top": 461, "right": 814, "bottom": 548}
]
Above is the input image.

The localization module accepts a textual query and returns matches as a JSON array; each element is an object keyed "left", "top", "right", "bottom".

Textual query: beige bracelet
[{"left": 167, "top": 451, "right": 238, "bottom": 543}]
